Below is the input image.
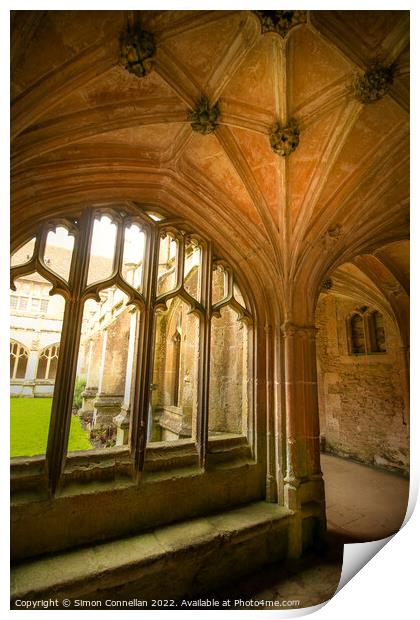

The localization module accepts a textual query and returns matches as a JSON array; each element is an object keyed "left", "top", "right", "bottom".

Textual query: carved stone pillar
[
  {"left": 81, "top": 335, "right": 101, "bottom": 421},
  {"left": 85, "top": 338, "right": 93, "bottom": 387},
  {"left": 97, "top": 329, "right": 108, "bottom": 395},
  {"left": 281, "top": 321, "right": 326, "bottom": 557},
  {"left": 80, "top": 387, "right": 97, "bottom": 423},
  {"left": 399, "top": 345, "right": 410, "bottom": 425},
  {"left": 94, "top": 309, "right": 131, "bottom": 430},
  {"left": 113, "top": 404, "right": 130, "bottom": 446},
  {"left": 93, "top": 394, "right": 124, "bottom": 428},
  {"left": 264, "top": 323, "right": 278, "bottom": 503},
  {"left": 22, "top": 349, "right": 39, "bottom": 397},
  {"left": 114, "top": 309, "right": 137, "bottom": 446},
  {"left": 93, "top": 329, "right": 110, "bottom": 428}
]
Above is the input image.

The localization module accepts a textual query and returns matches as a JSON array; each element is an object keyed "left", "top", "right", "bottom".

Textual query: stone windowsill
[{"left": 11, "top": 435, "right": 252, "bottom": 494}]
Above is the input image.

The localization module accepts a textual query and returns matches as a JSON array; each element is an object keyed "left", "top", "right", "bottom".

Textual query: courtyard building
[{"left": 10, "top": 9, "right": 409, "bottom": 607}]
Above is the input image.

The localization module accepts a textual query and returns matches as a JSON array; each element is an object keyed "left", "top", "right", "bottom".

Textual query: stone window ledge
[{"left": 11, "top": 435, "right": 252, "bottom": 494}]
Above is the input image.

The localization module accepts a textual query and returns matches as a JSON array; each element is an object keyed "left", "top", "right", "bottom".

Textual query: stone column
[
  {"left": 281, "top": 322, "right": 326, "bottom": 558},
  {"left": 85, "top": 339, "right": 93, "bottom": 387},
  {"left": 21, "top": 349, "right": 38, "bottom": 397},
  {"left": 92, "top": 329, "right": 111, "bottom": 428},
  {"left": 114, "top": 309, "right": 137, "bottom": 446},
  {"left": 97, "top": 330, "right": 108, "bottom": 395},
  {"left": 264, "top": 324, "right": 277, "bottom": 503},
  {"left": 80, "top": 338, "right": 96, "bottom": 422},
  {"left": 94, "top": 310, "right": 130, "bottom": 431},
  {"left": 399, "top": 345, "right": 410, "bottom": 425}
]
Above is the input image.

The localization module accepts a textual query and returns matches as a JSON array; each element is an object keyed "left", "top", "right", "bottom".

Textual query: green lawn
[{"left": 11, "top": 398, "right": 92, "bottom": 457}]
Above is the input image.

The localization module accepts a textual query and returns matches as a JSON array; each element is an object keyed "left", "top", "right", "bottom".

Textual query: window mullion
[
  {"left": 46, "top": 353, "right": 51, "bottom": 380},
  {"left": 130, "top": 226, "right": 159, "bottom": 476},
  {"left": 13, "top": 351, "right": 18, "bottom": 380},
  {"left": 45, "top": 210, "right": 94, "bottom": 494},
  {"left": 197, "top": 241, "right": 212, "bottom": 469},
  {"left": 364, "top": 314, "right": 373, "bottom": 353}
]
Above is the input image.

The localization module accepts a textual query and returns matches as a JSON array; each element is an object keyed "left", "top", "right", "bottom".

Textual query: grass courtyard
[{"left": 10, "top": 398, "right": 92, "bottom": 457}]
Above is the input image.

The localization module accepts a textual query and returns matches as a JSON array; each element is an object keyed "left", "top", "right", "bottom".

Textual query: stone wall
[
  {"left": 315, "top": 294, "right": 409, "bottom": 474},
  {"left": 151, "top": 296, "right": 199, "bottom": 441},
  {"left": 100, "top": 309, "right": 130, "bottom": 395},
  {"left": 209, "top": 305, "right": 248, "bottom": 435}
]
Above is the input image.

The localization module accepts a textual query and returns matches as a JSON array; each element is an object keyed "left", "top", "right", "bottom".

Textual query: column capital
[{"left": 280, "top": 321, "right": 317, "bottom": 338}]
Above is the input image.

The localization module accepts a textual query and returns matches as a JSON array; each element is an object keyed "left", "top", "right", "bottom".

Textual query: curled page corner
[
  {"left": 335, "top": 473, "right": 417, "bottom": 594},
  {"left": 245, "top": 601, "right": 328, "bottom": 618},
  {"left": 402, "top": 475, "right": 418, "bottom": 526},
  {"left": 336, "top": 535, "right": 394, "bottom": 593},
  {"left": 278, "top": 536, "right": 398, "bottom": 619}
]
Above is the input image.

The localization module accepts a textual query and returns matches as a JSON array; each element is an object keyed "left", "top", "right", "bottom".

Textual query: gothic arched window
[
  {"left": 350, "top": 313, "right": 366, "bottom": 354},
  {"left": 371, "top": 311, "right": 387, "bottom": 353},
  {"left": 10, "top": 208, "right": 255, "bottom": 492},
  {"left": 36, "top": 344, "right": 60, "bottom": 381},
  {"left": 347, "top": 308, "right": 387, "bottom": 356},
  {"left": 10, "top": 340, "right": 29, "bottom": 380}
]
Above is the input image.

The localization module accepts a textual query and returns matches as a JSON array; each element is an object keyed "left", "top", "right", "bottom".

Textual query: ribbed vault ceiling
[{"left": 11, "top": 10, "right": 409, "bottom": 321}]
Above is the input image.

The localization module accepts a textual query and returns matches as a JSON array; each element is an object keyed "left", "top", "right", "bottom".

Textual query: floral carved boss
[
  {"left": 254, "top": 10, "right": 307, "bottom": 37},
  {"left": 188, "top": 97, "right": 220, "bottom": 135},
  {"left": 120, "top": 24, "right": 155, "bottom": 77},
  {"left": 269, "top": 119, "right": 300, "bottom": 157},
  {"left": 353, "top": 63, "right": 395, "bottom": 103}
]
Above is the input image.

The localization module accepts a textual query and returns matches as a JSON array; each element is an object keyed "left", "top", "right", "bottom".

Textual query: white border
[{"left": 3, "top": 3, "right": 417, "bottom": 618}]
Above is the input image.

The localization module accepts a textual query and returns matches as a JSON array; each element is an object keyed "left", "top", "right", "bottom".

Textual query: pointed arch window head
[
  {"left": 350, "top": 313, "right": 366, "bottom": 354},
  {"left": 371, "top": 311, "right": 387, "bottom": 353},
  {"left": 347, "top": 307, "right": 387, "bottom": 356},
  {"left": 87, "top": 215, "right": 118, "bottom": 286},
  {"left": 11, "top": 238, "right": 36, "bottom": 268},
  {"left": 184, "top": 237, "right": 201, "bottom": 302},
  {"left": 10, "top": 341, "right": 29, "bottom": 380},
  {"left": 122, "top": 223, "right": 145, "bottom": 291},
  {"left": 11, "top": 272, "right": 59, "bottom": 319},
  {"left": 212, "top": 264, "right": 228, "bottom": 305},
  {"left": 10, "top": 206, "right": 255, "bottom": 493},
  {"left": 157, "top": 232, "right": 178, "bottom": 296},
  {"left": 37, "top": 344, "right": 60, "bottom": 381},
  {"left": 44, "top": 226, "right": 75, "bottom": 282}
]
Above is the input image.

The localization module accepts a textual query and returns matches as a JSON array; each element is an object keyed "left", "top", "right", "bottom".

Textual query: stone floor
[
  {"left": 322, "top": 453, "right": 409, "bottom": 542},
  {"left": 209, "top": 453, "right": 409, "bottom": 610}
]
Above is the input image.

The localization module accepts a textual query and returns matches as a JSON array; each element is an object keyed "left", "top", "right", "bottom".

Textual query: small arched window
[
  {"left": 36, "top": 344, "right": 60, "bottom": 381},
  {"left": 10, "top": 340, "right": 29, "bottom": 379},
  {"left": 347, "top": 308, "right": 387, "bottom": 356},
  {"left": 371, "top": 311, "right": 386, "bottom": 353},
  {"left": 350, "top": 313, "right": 366, "bottom": 354}
]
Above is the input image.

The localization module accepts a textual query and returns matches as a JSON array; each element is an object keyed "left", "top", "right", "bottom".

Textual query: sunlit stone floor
[{"left": 208, "top": 454, "right": 409, "bottom": 610}]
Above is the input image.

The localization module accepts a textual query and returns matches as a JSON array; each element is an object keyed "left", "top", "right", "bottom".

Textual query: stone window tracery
[
  {"left": 371, "top": 311, "right": 387, "bottom": 353},
  {"left": 347, "top": 308, "right": 387, "bottom": 356},
  {"left": 10, "top": 207, "right": 254, "bottom": 492},
  {"left": 350, "top": 313, "right": 366, "bottom": 354},
  {"left": 10, "top": 340, "right": 29, "bottom": 380},
  {"left": 36, "top": 344, "right": 60, "bottom": 381}
]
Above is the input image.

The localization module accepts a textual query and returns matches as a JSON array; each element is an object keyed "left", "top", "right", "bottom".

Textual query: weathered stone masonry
[{"left": 316, "top": 295, "right": 409, "bottom": 474}]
